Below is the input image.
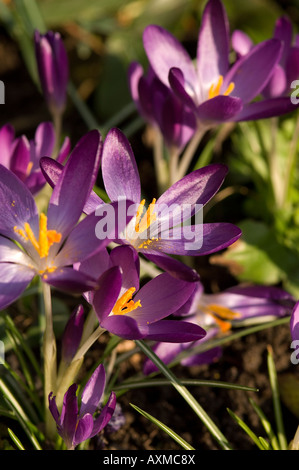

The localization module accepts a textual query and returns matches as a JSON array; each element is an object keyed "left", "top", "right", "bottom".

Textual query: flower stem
[
  {"left": 153, "top": 127, "right": 168, "bottom": 195},
  {"left": 177, "top": 125, "right": 207, "bottom": 181},
  {"left": 42, "top": 281, "right": 57, "bottom": 440}
]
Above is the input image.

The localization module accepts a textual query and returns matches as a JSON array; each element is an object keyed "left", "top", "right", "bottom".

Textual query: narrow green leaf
[
  {"left": 227, "top": 408, "right": 266, "bottom": 450},
  {"left": 135, "top": 339, "right": 232, "bottom": 450},
  {"left": 258, "top": 436, "right": 271, "bottom": 450},
  {"left": 249, "top": 398, "right": 279, "bottom": 450},
  {"left": 130, "top": 403, "right": 195, "bottom": 450},
  {"left": 7, "top": 428, "right": 25, "bottom": 450},
  {"left": 267, "top": 345, "right": 288, "bottom": 450}
]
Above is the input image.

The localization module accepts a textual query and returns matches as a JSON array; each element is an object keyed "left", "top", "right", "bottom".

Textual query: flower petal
[
  {"left": 130, "top": 273, "right": 196, "bottom": 326},
  {"left": 290, "top": 301, "right": 299, "bottom": 342},
  {"left": 41, "top": 267, "right": 97, "bottom": 293},
  {"left": 233, "top": 97, "right": 299, "bottom": 121},
  {"left": 47, "top": 129, "right": 102, "bottom": 239},
  {"left": 101, "top": 314, "right": 145, "bottom": 340},
  {"left": 0, "top": 164, "right": 38, "bottom": 240},
  {"left": 0, "top": 262, "right": 35, "bottom": 310},
  {"left": 73, "top": 414, "right": 94, "bottom": 447},
  {"left": 109, "top": 245, "right": 140, "bottom": 293},
  {"left": 144, "top": 251, "right": 200, "bottom": 282},
  {"left": 92, "top": 266, "right": 122, "bottom": 322},
  {"left": 102, "top": 128, "right": 141, "bottom": 204},
  {"left": 196, "top": 95, "right": 243, "bottom": 123},
  {"left": 80, "top": 364, "right": 106, "bottom": 417},
  {"left": 196, "top": 0, "right": 230, "bottom": 93},
  {"left": 0, "top": 124, "right": 15, "bottom": 168},
  {"left": 144, "top": 319, "right": 206, "bottom": 343},
  {"left": 224, "top": 38, "right": 282, "bottom": 103},
  {"left": 143, "top": 24, "right": 197, "bottom": 92},
  {"left": 60, "top": 383, "right": 78, "bottom": 449},
  {"left": 90, "top": 391, "right": 117, "bottom": 437}
]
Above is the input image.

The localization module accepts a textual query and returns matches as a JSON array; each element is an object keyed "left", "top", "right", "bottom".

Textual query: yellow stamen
[
  {"left": 26, "top": 161, "right": 33, "bottom": 176},
  {"left": 112, "top": 287, "right": 142, "bottom": 316},
  {"left": 135, "top": 198, "right": 157, "bottom": 233},
  {"left": 204, "top": 303, "right": 241, "bottom": 333},
  {"left": 208, "top": 75, "right": 235, "bottom": 99},
  {"left": 14, "top": 212, "right": 61, "bottom": 259}
]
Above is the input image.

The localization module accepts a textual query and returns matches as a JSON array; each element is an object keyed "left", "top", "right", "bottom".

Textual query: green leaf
[
  {"left": 7, "top": 428, "right": 25, "bottom": 450},
  {"left": 227, "top": 408, "right": 266, "bottom": 450},
  {"left": 130, "top": 403, "right": 195, "bottom": 450}
]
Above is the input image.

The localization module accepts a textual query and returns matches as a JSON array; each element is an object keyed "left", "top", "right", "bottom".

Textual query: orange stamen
[{"left": 112, "top": 287, "right": 142, "bottom": 315}]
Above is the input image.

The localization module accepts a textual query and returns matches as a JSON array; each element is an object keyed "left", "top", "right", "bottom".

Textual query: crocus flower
[
  {"left": 143, "top": 281, "right": 295, "bottom": 374},
  {"left": 128, "top": 62, "right": 196, "bottom": 151},
  {"left": 48, "top": 364, "right": 116, "bottom": 450},
  {"left": 142, "top": 0, "right": 298, "bottom": 125},
  {"left": 232, "top": 16, "right": 299, "bottom": 99},
  {"left": 34, "top": 30, "right": 69, "bottom": 116},
  {"left": 40, "top": 127, "right": 241, "bottom": 282},
  {"left": 61, "top": 305, "right": 85, "bottom": 363},
  {"left": 0, "top": 122, "right": 70, "bottom": 194},
  {"left": 0, "top": 130, "right": 130, "bottom": 309},
  {"left": 77, "top": 244, "right": 206, "bottom": 342}
]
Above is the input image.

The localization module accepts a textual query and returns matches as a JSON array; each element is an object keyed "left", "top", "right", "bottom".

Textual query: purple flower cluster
[{"left": 0, "top": 0, "right": 297, "bottom": 450}]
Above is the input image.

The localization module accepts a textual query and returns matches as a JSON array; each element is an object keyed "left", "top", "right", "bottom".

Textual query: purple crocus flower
[
  {"left": 40, "top": 127, "right": 241, "bottom": 282},
  {"left": 232, "top": 16, "right": 299, "bottom": 100},
  {"left": 142, "top": 0, "right": 297, "bottom": 124},
  {"left": 77, "top": 244, "right": 206, "bottom": 342},
  {"left": 0, "top": 130, "right": 130, "bottom": 309},
  {"left": 128, "top": 63, "right": 196, "bottom": 151},
  {"left": 0, "top": 122, "right": 70, "bottom": 194},
  {"left": 48, "top": 364, "right": 116, "bottom": 450},
  {"left": 290, "top": 301, "right": 299, "bottom": 342},
  {"left": 34, "top": 30, "right": 69, "bottom": 116},
  {"left": 61, "top": 305, "right": 85, "bottom": 363},
  {"left": 143, "top": 281, "right": 295, "bottom": 374}
]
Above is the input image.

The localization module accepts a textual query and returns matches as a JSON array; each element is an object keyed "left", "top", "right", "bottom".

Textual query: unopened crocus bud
[
  {"left": 61, "top": 305, "right": 85, "bottom": 363},
  {"left": 34, "top": 30, "right": 69, "bottom": 116}
]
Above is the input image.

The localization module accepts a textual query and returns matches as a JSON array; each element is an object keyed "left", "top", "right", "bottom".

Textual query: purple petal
[
  {"left": 290, "top": 301, "right": 299, "bottom": 342},
  {"left": 128, "top": 61, "right": 145, "bottom": 117},
  {"left": 41, "top": 267, "right": 97, "bottom": 293},
  {"left": 231, "top": 30, "right": 253, "bottom": 57},
  {"left": 156, "top": 163, "right": 228, "bottom": 215},
  {"left": 47, "top": 129, "right": 102, "bottom": 239},
  {"left": 101, "top": 314, "right": 145, "bottom": 340},
  {"left": 146, "top": 222, "right": 242, "bottom": 256},
  {"left": 234, "top": 96, "right": 299, "bottom": 121},
  {"left": 168, "top": 67, "right": 198, "bottom": 111},
  {"left": 33, "top": 121, "right": 55, "bottom": 161},
  {"left": 48, "top": 392, "right": 60, "bottom": 424},
  {"left": 0, "top": 262, "right": 35, "bottom": 310},
  {"left": 80, "top": 364, "right": 106, "bottom": 417},
  {"left": 0, "top": 164, "right": 38, "bottom": 240},
  {"left": 73, "top": 414, "right": 94, "bottom": 447},
  {"left": 143, "top": 24, "right": 197, "bottom": 92},
  {"left": 181, "top": 346, "right": 222, "bottom": 366},
  {"left": 92, "top": 266, "right": 122, "bottom": 322},
  {"left": 144, "top": 319, "right": 206, "bottom": 342},
  {"left": 196, "top": 0, "right": 230, "bottom": 92},
  {"left": 102, "top": 128, "right": 141, "bottom": 204},
  {"left": 262, "top": 64, "right": 287, "bottom": 98},
  {"left": 61, "top": 305, "right": 85, "bottom": 362},
  {"left": 0, "top": 235, "right": 32, "bottom": 265},
  {"left": 10, "top": 136, "right": 31, "bottom": 180},
  {"left": 0, "top": 124, "right": 15, "bottom": 168},
  {"left": 144, "top": 251, "right": 200, "bottom": 282},
  {"left": 286, "top": 46, "right": 299, "bottom": 87},
  {"left": 56, "top": 136, "right": 71, "bottom": 164},
  {"left": 130, "top": 273, "right": 196, "bottom": 326},
  {"left": 90, "top": 391, "right": 116, "bottom": 437},
  {"left": 274, "top": 16, "right": 293, "bottom": 66},
  {"left": 224, "top": 39, "right": 282, "bottom": 103},
  {"left": 109, "top": 245, "right": 140, "bottom": 293},
  {"left": 40, "top": 156, "right": 104, "bottom": 214},
  {"left": 60, "top": 383, "right": 78, "bottom": 449},
  {"left": 196, "top": 95, "right": 243, "bottom": 122}
]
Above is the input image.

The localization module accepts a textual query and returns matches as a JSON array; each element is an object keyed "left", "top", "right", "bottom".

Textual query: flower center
[
  {"left": 203, "top": 303, "right": 241, "bottom": 333},
  {"left": 208, "top": 75, "right": 235, "bottom": 100},
  {"left": 14, "top": 212, "right": 62, "bottom": 259},
  {"left": 112, "top": 287, "right": 142, "bottom": 316}
]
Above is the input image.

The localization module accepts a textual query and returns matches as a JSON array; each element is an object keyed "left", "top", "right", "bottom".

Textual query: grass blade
[
  {"left": 7, "top": 428, "right": 25, "bottom": 450},
  {"left": 130, "top": 403, "right": 195, "bottom": 450},
  {"left": 227, "top": 408, "right": 266, "bottom": 450},
  {"left": 249, "top": 397, "right": 280, "bottom": 450}
]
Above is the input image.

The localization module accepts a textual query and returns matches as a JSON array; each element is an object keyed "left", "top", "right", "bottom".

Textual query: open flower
[
  {"left": 77, "top": 244, "right": 206, "bottom": 342},
  {"left": 142, "top": 0, "right": 297, "bottom": 125},
  {"left": 34, "top": 30, "right": 69, "bottom": 116},
  {"left": 48, "top": 364, "right": 116, "bottom": 450},
  {"left": 0, "top": 122, "right": 70, "bottom": 194},
  {"left": 143, "top": 281, "right": 295, "bottom": 374},
  {"left": 40, "top": 127, "right": 241, "bottom": 281},
  {"left": 0, "top": 130, "right": 130, "bottom": 309}
]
